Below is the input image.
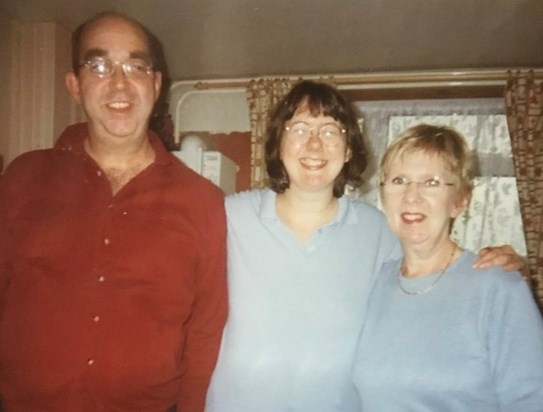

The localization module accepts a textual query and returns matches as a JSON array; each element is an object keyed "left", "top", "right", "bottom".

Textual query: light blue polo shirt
[{"left": 206, "top": 189, "right": 399, "bottom": 412}]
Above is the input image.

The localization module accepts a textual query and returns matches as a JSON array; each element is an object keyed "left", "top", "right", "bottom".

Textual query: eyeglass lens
[
  {"left": 286, "top": 122, "right": 345, "bottom": 147},
  {"left": 82, "top": 57, "right": 153, "bottom": 77}
]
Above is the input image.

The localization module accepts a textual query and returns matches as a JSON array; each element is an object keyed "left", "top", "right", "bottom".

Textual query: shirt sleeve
[
  {"left": 488, "top": 275, "right": 543, "bottom": 411},
  {"left": 0, "top": 169, "right": 12, "bottom": 323},
  {"left": 177, "top": 192, "right": 228, "bottom": 412}
]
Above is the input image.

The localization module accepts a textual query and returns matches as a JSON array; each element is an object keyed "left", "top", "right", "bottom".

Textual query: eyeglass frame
[
  {"left": 283, "top": 121, "right": 347, "bottom": 148},
  {"left": 380, "top": 176, "right": 455, "bottom": 194},
  {"left": 77, "top": 56, "right": 155, "bottom": 78}
]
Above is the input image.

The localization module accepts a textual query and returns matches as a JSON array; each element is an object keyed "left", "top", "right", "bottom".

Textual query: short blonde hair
[{"left": 380, "top": 124, "right": 474, "bottom": 197}]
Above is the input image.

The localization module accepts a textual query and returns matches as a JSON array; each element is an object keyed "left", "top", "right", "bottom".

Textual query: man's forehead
[
  {"left": 82, "top": 16, "right": 147, "bottom": 44},
  {"left": 79, "top": 18, "right": 150, "bottom": 58}
]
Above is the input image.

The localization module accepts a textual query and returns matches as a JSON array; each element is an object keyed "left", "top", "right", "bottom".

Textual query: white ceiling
[{"left": 2, "top": 0, "right": 543, "bottom": 81}]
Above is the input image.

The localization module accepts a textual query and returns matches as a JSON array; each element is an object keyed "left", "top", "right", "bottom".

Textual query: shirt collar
[
  {"left": 259, "top": 188, "right": 356, "bottom": 226},
  {"left": 259, "top": 189, "right": 279, "bottom": 219},
  {"left": 55, "top": 122, "right": 174, "bottom": 166}
]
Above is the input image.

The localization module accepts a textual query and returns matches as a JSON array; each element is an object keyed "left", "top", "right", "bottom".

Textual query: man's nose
[{"left": 110, "top": 64, "right": 129, "bottom": 85}]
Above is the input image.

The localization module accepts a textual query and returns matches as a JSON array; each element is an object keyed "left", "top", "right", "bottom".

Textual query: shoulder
[
  {"left": 339, "top": 196, "right": 400, "bottom": 263},
  {"left": 165, "top": 155, "right": 225, "bottom": 202},
  {"left": 459, "top": 250, "right": 522, "bottom": 281},
  {"left": 343, "top": 195, "right": 396, "bottom": 243},
  {"left": 6, "top": 148, "right": 62, "bottom": 169},
  {"left": 225, "top": 189, "right": 277, "bottom": 230},
  {"left": 455, "top": 250, "right": 529, "bottom": 299},
  {"left": 226, "top": 189, "right": 266, "bottom": 212},
  {"left": 1, "top": 149, "right": 71, "bottom": 213},
  {"left": 3, "top": 149, "right": 65, "bottom": 183},
  {"left": 380, "top": 257, "right": 402, "bottom": 273},
  {"left": 344, "top": 195, "right": 387, "bottom": 220}
]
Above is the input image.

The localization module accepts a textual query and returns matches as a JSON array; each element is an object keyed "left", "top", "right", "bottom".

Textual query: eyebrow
[
  {"left": 290, "top": 120, "right": 341, "bottom": 126},
  {"left": 129, "top": 51, "right": 152, "bottom": 61},
  {"left": 81, "top": 48, "right": 107, "bottom": 61},
  {"left": 81, "top": 48, "right": 151, "bottom": 62}
]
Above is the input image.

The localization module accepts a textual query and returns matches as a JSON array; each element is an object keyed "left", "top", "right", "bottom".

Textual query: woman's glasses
[
  {"left": 380, "top": 176, "right": 455, "bottom": 195},
  {"left": 284, "top": 121, "right": 346, "bottom": 147}
]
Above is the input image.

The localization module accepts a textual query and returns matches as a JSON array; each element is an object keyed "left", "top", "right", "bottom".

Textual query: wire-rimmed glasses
[
  {"left": 78, "top": 56, "right": 154, "bottom": 78},
  {"left": 284, "top": 121, "right": 346, "bottom": 147},
  {"left": 380, "top": 176, "right": 455, "bottom": 195}
]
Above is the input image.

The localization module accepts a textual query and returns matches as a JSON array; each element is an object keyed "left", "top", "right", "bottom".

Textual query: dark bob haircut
[{"left": 265, "top": 80, "right": 367, "bottom": 197}]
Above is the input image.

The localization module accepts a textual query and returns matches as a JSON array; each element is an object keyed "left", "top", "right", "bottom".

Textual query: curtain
[
  {"left": 505, "top": 70, "right": 543, "bottom": 308},
  {"left": 246, "top": 78, "right": 294, "bottom": 188},
  {"left": 353, "top": 99, "right": 528, "bottom": 270},
  {"left": 354, "top": 99, "right": 506, "bottom": 203}
]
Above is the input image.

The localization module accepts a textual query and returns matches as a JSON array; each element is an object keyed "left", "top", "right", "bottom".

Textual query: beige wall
[
  {"left": 0, "top": 9, "right": 82, "bottom": 169},
  {"left": 0, "top": 9, "right": 16, "bottom": 170},
  {"left": 53, "top": 22, "right": 82, "bottom": 143}
]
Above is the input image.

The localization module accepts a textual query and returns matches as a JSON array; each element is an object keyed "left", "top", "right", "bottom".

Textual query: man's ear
[
  {"left": 65, "top": 72, "right": 82, "bottom": 104},
  {"left": 153, "top": 72, "right": 162, "bottom": 103}
]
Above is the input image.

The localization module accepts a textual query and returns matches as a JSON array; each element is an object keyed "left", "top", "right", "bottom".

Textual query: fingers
[{"left": 473, "top": 245, "right": 523, "bottom": 272}]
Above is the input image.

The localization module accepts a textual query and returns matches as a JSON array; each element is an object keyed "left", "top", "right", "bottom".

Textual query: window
[{"left": 354, "top": 99, "right": 527, "bottom": 256}]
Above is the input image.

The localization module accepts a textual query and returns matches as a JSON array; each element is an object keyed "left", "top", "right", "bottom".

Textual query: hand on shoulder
[{"left": 473, "top": 245, "right": 524, "bottom": 272}]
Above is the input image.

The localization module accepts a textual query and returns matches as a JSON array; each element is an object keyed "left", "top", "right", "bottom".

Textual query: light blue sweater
[
  {"left": 353, "top": 250, "right": 543, "bottom": 411},
  {"left": 205, "top": 189, "right": 399, "bottom": 412}
]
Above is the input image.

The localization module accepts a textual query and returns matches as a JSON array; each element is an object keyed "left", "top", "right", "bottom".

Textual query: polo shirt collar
[
  {"left": 259, "top": 188, "right": 357, "bottom": 226},
  {"left": 55, "top": 122, "right": 174, "bottom": 166}
]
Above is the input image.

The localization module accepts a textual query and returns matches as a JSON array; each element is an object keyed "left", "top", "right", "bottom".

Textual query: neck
[
  {"left": 84, "top": 134, "right": 155, "bottom": 195},
  {"left": 276, "top": 189, "right": 339, "bottom": 243},
  {"left": 401, "top": 241, "right": 458, "bottom": 278},
  {"left": 84, "top": 133, "right": 154, "bottom": 170},
  {"left": 278, "top": 188, "right": 337, "bottom": 213}
]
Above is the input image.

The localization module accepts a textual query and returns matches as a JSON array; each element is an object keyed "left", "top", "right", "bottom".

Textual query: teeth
[
  {"left": 300, "top": 158, "right": 326, "bottom": 167},
  {"left": 402, "top": 213, "right": 424, "bottom": 222},
  {"left": 108, "top": 102, "right": 130, "bottom": 109}
]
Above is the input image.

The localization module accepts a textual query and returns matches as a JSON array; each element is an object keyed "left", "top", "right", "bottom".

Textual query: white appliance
[{"left": 172, "top": 135, "right": 238, "bottom": 194}]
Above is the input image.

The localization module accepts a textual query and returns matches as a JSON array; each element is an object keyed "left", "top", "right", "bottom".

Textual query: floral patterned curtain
[
  {"left": 246, "top": 78, "right": 294, "bottom": 188},
  {"left": 505, "top": 70, "right": 543, "bottom": 309}
]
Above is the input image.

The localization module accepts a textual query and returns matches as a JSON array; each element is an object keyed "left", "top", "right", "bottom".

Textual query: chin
[
  {"left": 105, "top": 124, "right": 139, "bottom": 138},
  {"left": 398, "top": 232, "right": 428, "bottom": 246}
]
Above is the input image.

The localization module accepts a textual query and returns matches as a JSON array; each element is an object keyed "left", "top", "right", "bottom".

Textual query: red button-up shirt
[{"left": 0, "top": 124, "right": 227, "bottom": 411}]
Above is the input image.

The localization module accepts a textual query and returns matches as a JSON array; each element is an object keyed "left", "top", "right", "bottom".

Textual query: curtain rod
[{"left": 192, "top": 68, "right": 543, "bottom": 91}]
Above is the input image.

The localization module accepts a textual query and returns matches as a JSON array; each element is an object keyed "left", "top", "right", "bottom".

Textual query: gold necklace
[{"left": 397, "top": 244, "right": 457, "bottom": 296}]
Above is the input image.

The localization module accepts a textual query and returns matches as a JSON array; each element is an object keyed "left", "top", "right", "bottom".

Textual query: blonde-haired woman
[{"left": 353, "top": 124, "right": 543, "bottom": 411}]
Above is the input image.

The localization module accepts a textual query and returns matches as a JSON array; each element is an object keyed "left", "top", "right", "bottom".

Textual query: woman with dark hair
[
  {"left": 205, "top": 81, "right": 523, "bottom": 412},
  {"left": 264, "top": 80, "right": 367, "bottom": 198},
  {"left": 205, "top": 80, "right": 393, "bottom": 412}
]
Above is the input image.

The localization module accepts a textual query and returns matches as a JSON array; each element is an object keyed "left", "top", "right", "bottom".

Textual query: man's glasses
[
  {"left": 78, "top": 57, "right": 154, "bottom": 78},
  {"left": 380, "top": 176, "right": 455, "bottom": 195},
  {"left": 284, "top": 121, "right": 346, "bottom": 148}
]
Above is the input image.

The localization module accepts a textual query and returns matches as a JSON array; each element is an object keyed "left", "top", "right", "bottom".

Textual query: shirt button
[
  {"left": 103, "top": 238, "right": 110, "bottom": 245},
  {"left": 122, "top": 211, "right": 128, "bottom": 216},
  {"left": 87, "top": 359, "right": 95, "bottom": 366},
  {"left": 96, "top": 170, "right": 102, "bottom": 177},
  {"left": 97, "top": 275, "right": 106, "bottom": 282},
  {"left": 93, "top": 315, "right": 100, "bottom": 322}
]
